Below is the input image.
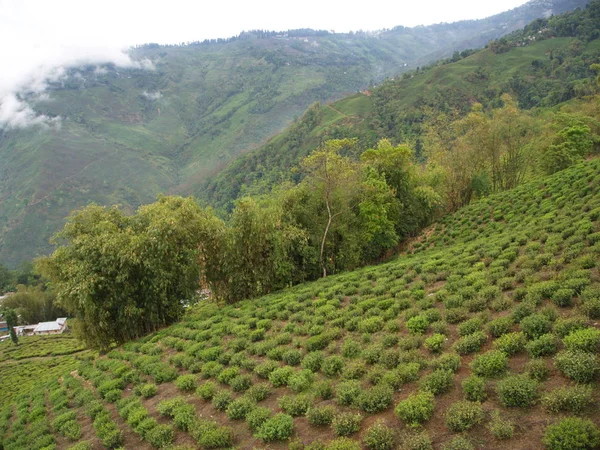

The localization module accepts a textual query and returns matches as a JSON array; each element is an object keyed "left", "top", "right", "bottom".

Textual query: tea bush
[
  {"left": 461, "top": 375, "right": 487, "bottom": 402},
  {"left": 554, "top": 350, "right": 600, "bottom": 383},
  {"left": 332, "top": 412, "right": 363, "bottom": 436},
  {"left": 363, "top": 420, "right": 395, "bottom": 450},
  {"left": 542, "top": 385, "right": 594, "bottom": 413},
  {"left": 470, "top": 351, "right": 508, "bottom": 377},
  {"left": 496, "top": 375, "right": 539, "bottom": 407},
  {"left": 543, "top": 418, "right": 600, "bottom": 450},
  {"left": 395, "top": 391, "right": 435, "bottom": 426}
]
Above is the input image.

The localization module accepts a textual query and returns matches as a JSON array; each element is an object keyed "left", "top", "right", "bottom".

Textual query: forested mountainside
[
  {"left": 0, "top": 0, "right": 591, "bottom": 268},
  {"left": 202, "top": 0, "right": 600, "bottom": 210}
]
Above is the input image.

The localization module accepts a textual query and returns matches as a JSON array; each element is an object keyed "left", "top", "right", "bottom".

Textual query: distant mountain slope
[
  {"left": 0, "top": 0, "right": 591, "bottom": 267},
  {"left": 202, "top": 1, "right": 600, "bottom": 210}
]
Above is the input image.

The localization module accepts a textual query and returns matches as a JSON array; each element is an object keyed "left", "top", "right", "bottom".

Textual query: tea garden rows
[{"left": 2, "top": 158, "right": 600, "bottom": 450}]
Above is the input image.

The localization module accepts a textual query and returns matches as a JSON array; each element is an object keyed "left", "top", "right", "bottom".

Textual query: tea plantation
[{"left": 2, "top": 158, "right": 600, "bottom": 449}]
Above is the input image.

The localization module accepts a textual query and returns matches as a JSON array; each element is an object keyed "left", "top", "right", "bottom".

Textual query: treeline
[
  {"left": 37, "top": 93, "right": 600, "bottom": 350},
  {"left": 0, "top": 262, "right": 65, "bottom": 329}
]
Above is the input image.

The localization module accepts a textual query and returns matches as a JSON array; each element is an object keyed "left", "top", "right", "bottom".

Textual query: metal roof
[{"left": 34, "top": 322, "right": 62, "bottom": 332}]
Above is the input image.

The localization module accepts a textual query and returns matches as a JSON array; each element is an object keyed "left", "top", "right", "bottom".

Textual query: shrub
[
  {"left": 269, "top": 367, "right": 294, "bottom": 387},
  {"left": 424, "top": 334, "right": 446, "bottom": 353},
  {"left": 306, "top": 406, "right": 335, "bottom": 426},
  {"left": 336, "top": 380, "right": 361, "bottom": 406},
  {"left": 401, "top": 431, "right": 433, "bottom": 450},
  {"left": 496, "top": 374, "right": 538, "bottom": 407},
  {"left": 315, "top": 381, "right": 334, "bottom": 400},
  {"left": 470, "top": 351, "right": 508, "bottom": 377},
  {"left": 430, "top": 353, "right": 461, "bottom": 373},
  {"left": 193, "top": 420, "right": 234, "bottom": 448},
  {"left": 172, "top": 403, "right": 196, "bottom": 431},
  {"left": 493, "top": 332, "right": 526, "bottom": 355},
  {"left": 418, "top": 369, "right": 454, "bottom": 395},
  {"left": 256, "top": 414, "right": 294, "bottom": 442},
  {"left": 396, "top": 362, "right": 421, "bottom": 383},
  {"left": 525, "top": 359, "right": 550, "bottom": 381},
  {"left": 211, "top": 390, "right": 233, "bottom": 410},
  {"left": 146, "top": 424, "right": 174, "bottom": 448},
  {"left": 332, "top": 412, "right": 363, "bottom": 436},
  {"left": 488, "top": 410, "right": 514, "bottom": 440},
  {"left": 554, "top": 316, "right": 587, "bottom": 338},
  {"left": 442, "top": 436, "right": 474, "bottom": 450},
  {"left": 542, "top": 385, "right": 594, "bottom": 413},
  {"left": 458, "top": 317, "right": 484, "bottom": 336},
  {"left": 247, "top": 406, "right": 271, "bottom": 431},
  {"left": 356, "top": 384, "right": 394, "bottom": 413},
  {"left": 246, "top": 383, "right": 271, "bottom": 402},
  {"left": 230, "top": 374, "right": 253, "bottom": 392},
  {"left": 395, "top": 391, "right": 435, "bottom": 426},
  {"left": 454, "top": 332, "right": 487, "bottom": 355},
  {"left": 543, "top": 418, "right": 600, "bottom": 450},
  {"left": 552, "top": 288, "right": 575, "bottom": 307},
  {"left": 563, "top": 328, "right": 600, "bottom": 353},
  {"left": 279, "top": 394, "right": 312, "bottom": 417},
  {"left": 254, "top": 360, "right": 279, "bottom": 378},
  {"left": 406, "top": 315, "right": 429, "bottom": 334},
  {"left": 306, "top": 334, "right": 331, "bottom": 351},
  {"left": 322, "top": 356, "right": 345, "bottom": 377},
  {"left": 217, "top": 367, "right": 239, "bottom": 384},
  {"left": 363, "top": 420, "right": 395, "bottom": 450},
  {"left": 487, "top": 316, "right": 513, "bottom": 337},
  {"left": 526, "top": 334, "right": 558, "bottom": 357},
  {"left": 136, "top": 383, "right": 158, "bottom": 398},
  {"left": 66, "top": 442, "right": 93, "bottom": 450},
  {"left": 175, "top": 374, "right": 197, "bottom": 392},
  {"left": 325, "top": 438, "right": 362, "bottom": 450},
  {"left": 554, "top": 350, "right": 600, "bottom": 383},
  {"left": 520, "top": 314, "right": 552, "bottom": 339},
  {"left": 226, "top": 397, "right": 256, "bottom": 420},
  {"left": 302, "top": 352, "right": 325, "bottom": 372},
  {"left": 196, "top": 381, "right": 217, "bottom": 400},
  {"left": 282, "top": 349, "right": 303, "bottom": 366},
  {"left": 461, "top": 375, "right": 487, "bottom": 402},
  {"left": 156, "top": 397, "right": 186, "bottom": 417},
  {"left": 445, "top": 401, "right": 484, "bottom": 432},
  {"left": 342, "top": 340, "right": 362, "bottom": 358}
]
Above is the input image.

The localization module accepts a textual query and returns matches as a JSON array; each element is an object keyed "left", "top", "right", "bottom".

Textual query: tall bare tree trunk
[{"left": 320, "top": 196, "right": 333, "bottom": 278}]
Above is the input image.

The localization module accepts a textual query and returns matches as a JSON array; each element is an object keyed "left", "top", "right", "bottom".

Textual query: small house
[{"left": 33, "top": 318, "right": 68, "bottom": 335}]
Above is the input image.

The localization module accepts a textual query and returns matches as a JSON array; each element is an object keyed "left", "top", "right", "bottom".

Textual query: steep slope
[
  {"left": 0, "top": 0, "right": 591, "bottom": 267},
  {"left": 2, "top": 157, "right": 599, "bottom": 449},
  {"left": 203, "top": 2, "right": 600, "bottom": 210}
]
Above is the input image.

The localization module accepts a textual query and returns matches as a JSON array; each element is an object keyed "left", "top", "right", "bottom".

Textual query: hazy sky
[{"left": 0, "top": 0, "right": 529, "bottom": 129}]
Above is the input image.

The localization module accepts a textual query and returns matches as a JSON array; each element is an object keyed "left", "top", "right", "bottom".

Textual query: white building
[{"left": 33, "top": 318, "right": 68, "bottom": 335}]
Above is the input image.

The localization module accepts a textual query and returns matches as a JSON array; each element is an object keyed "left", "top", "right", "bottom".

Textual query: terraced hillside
[
  {"left": 2, "top": 158, "right": 600, "bottom": 449},
  {"left": 0, "top": 333, "right": 94, "bottom": 409}
]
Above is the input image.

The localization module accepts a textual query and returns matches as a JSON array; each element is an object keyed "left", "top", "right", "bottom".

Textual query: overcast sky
[{"left": 0, "top": 0, "right": 529, "bottom": 129}]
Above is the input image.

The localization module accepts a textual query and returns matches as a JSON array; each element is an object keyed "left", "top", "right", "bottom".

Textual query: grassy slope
[
  {"left": 202, "top": 35, "right": 599, "bottom": 210},
  {"left": 0, "top": 0, "right": 590, "bottom": 268},
  {"left": 0, "top": 334, "right": 94, "bottom": 408},
  {"left": 2, "top": 158, "right": 599, "bottom": 449}
]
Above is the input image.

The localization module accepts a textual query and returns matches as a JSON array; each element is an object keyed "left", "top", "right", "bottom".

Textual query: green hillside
[
  {"left": 2, "top": 156, "right": 599, "bottom": 449},
  {"left": 0, "top": 0, "right": 591, "bottom": 268},
  {"left": 202, "top": 3, "right": 600, "bottom": 210}
]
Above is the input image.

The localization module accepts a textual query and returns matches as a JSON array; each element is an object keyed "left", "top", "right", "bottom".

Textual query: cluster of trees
[{"left": 38, "top": 138, "right": 439, "bottom": 349}]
